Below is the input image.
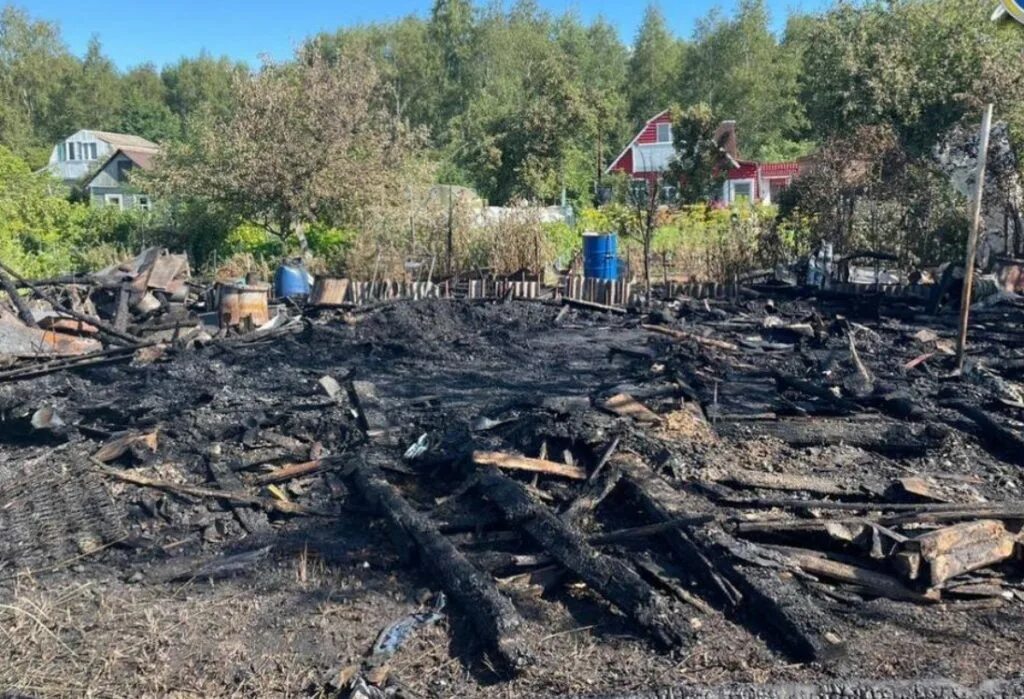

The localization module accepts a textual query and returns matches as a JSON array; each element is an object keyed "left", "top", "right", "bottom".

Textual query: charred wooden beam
[
  {"left": 717, "top": 418, "right": 944, "bottom": 455},
  {"left": 559, "top": 463, "right": 623, "bottom": 526},
  {"left": 112, "top": 283, "right": 131, "bottom": 333},
  {"left": 207, "top": 457, "right": 271, "bottom": 534},
  {"left": 641, "top": 323, "right": 739, "bottom": 352},
  {"left": 779, "top": 549, "right": 934, "bottom": 603},
  {"left": 94, "top": 463, "right": 328, "bottom": 516},
  {"left": 703, "top": 468, "right": 855, "bottom": 497},
  {"left": 0, "top": 260, "right": 141, "bottom": 346},
  {"left": 475, "top": 468, "right": 693, "bottom": 650},
  {"left": 946, "top": 401, "right": 1024, "bottom": 464},
  {"left": 562, "top": 297, "right": 627, "bottom": 315},
  {"left": 472, "top": 450, "right": 586, "bottom": 480},
  {"left": 0, "top": 265, "right": 38, "bottom": 327},
  {"left": 896, "top": 520, "right": 1016, "bottom": 588},
  {"left": 772, "top": 371, "right": 860, "bottom": 413},
  {"left": 346, "top": 458, "right": 528, "bottom": 671},
  {"left": 618, "top": 458, "right": 842, "bottom": 663},
  {"left": 254, "top": 457, "right": 341, "bottom": 485}
]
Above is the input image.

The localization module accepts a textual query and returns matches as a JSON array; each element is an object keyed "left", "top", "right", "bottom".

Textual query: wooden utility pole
[{"left": 956, "top": 103, "right": 994, "bottom": 372}]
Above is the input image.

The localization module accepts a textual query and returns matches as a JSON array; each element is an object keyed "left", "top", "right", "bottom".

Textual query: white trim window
[
  {"left": 729, "top": 179, "right": 754, "bottom": 203},
  {"left": 104, "top": 193, "right": 123, "bottom": 210},
  {"left": 138, "top": 196, "right": 151, "bottom": 211},
  {"left": 655, "top": 122, "right": 672, "bottom": 143}
]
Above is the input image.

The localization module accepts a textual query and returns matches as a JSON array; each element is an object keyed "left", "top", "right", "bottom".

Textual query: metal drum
[
  {"left": 582, "top": 232, "right": 619, "bottom": 280},
  {"left": 218, "top": 283, "right": 270, "bottom": 328}
]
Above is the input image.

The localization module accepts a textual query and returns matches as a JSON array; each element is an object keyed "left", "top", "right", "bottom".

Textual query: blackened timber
[
  {"left": 559, "top": 464, "right": 623, "bottom": 526},
  {"left": 947, "top": 401, "right": 1024, "bottom": 464},
  {"left": 716, "top": 418, "right": 944, "bottom": 455},
  {"left": 346, "top": 458, "right": 528, "bottom": 671},
  {"left": 772, "top": 371, "right": 860, "bottom": 413},
  {"left": 616, "top": 455, "right": 741, "bottom": 608},
  {"left": 113, "top": 283, "right": 131, "bottom": 333},
  {"left": 618, "top": 458, "right": 840, "bottom": 663},
  {"left": 0, "top": 260, "right": 141, "bottom": 346},
  {"left": 475, "top": 468, "right": 693, "bottom": 650},
  {"left": 207, "top": 457, "right": 271, "bottom": 533},
  {"left": 562, "top": 297, "right": 628, "bottom": 315},
  {"left": 0, "top": 265, "right": 38, "bottom": 327}
]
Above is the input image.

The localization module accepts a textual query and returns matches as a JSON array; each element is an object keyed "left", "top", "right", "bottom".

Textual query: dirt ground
[{"left": 1, "top": 295, "right": 1023, "bottom": 698}]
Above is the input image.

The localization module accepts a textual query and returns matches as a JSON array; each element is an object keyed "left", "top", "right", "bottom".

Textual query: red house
[{"left": 605, "top": 110, "right": 802, "bottom": 205}]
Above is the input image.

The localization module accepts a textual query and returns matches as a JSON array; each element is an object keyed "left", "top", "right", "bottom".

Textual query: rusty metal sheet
[
  {"left": 145, "top": 253, "right": 189, "bottom": 291},
  {"left": 35, "top": 314, "right": 99, "bottom": 335},
  {"left": 0, "top": 312, "right": 103, "bottom": 357}
]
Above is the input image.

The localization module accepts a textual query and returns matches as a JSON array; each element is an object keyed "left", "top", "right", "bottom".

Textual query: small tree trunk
[
  {"left": 281, "top": 214, "right": 308, "bottom": 258},
  {"left": 643, "top": 219, "right": 653, "bottom": 305}
]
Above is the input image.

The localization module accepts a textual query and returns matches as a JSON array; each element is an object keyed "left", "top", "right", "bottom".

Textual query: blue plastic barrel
[
  {"left": 274, "top": 261, "right": 311, "bottom": 298},
  {"left": 582, "top": 233, "right": 619, "bottom": 280}
]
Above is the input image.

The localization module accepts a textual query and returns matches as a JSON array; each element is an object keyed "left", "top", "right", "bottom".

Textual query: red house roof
[
  {"left": 606, "top": 110, "right": 804, "bottom": 199},
  {"left": 759, "top": 161, "right": 801, "bottom": 178},
  {"left": 605, "top": 110, "right": 671, "bottom": 175}
]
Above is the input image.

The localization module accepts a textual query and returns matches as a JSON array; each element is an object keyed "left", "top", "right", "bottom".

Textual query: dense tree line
[
  {"left": 0, "top": 0, "right": 814, "bottom": 198},
  {"left": 313, "top": 0, "right": 817, "bottom": 204},
  {"left": 0, "top": 6, "right": 244, "bottom": 167},
  {"left": 1, "top": 0, "right": 1023, "bottom": 278}
]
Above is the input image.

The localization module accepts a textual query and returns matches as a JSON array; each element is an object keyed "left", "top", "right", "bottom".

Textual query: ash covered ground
[{"left": 1, "top": 295, "right": 1023, "bottom": 698}]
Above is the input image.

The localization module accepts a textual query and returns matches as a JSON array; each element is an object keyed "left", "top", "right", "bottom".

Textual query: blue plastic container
[
  {"left": 582, "top": 233, "right": 619, "bottom": 280},
  {"left": 274, "top": 261, "right": 311, "bottom": 298}
]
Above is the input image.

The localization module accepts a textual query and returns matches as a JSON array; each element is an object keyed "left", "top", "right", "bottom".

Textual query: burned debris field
[{"left": 3, "top": 286, "right": 1024, "bottom": 698}]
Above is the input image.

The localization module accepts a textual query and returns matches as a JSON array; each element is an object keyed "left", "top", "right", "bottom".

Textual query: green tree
[
  {"left": 670, "top": 103, "right": 728, "bottom": 204},
  {"left": 799, "top": 0, "right": 1024, "bottom": 155},
  {"left": 681, "top": 0, "right": 805, "bottom": 158},
  {"left": 555, "top": 15, "right": 630, "bottom": 184},
  {"left": 0, "top": 7, "right": 75, "bottom": 163},
  {"left": 626, "top": 5, "right": 682, "bottom": 125},
  {"left": 50, "top": 36, "right": 121, "bottom": 137},
  {"left": 150, "top": 50, "right": 427, "bottom": 251},
  {"left": 117, "top": 64, "right": 179, "bottom": 142},
  {"left": 0, "top": 144, "right": 83, "bottom": 275},
  {"left": 429, "top": 0, "right": 475, "bottom": 122},
  {"left": 161, "top": 52, "right": 245, "bottom": 130},
  {"left": 311, "top": 17, "right": 443, "bottom": 129}
]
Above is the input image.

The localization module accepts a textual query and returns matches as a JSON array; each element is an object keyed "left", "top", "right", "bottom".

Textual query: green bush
[
  {"left": 222, "top": 221, "right": 283, "bottom": 259},
  {"left": 542, "top": 221, "right": 580, "bottom": 268},
  {"left": 305, "top": 224, "right": 356, "bottom": 274}
]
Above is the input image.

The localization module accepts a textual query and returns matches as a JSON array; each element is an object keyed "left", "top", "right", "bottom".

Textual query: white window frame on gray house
[
  {"left": 104, "top": 193, "right": 123, "bottom": 210},
  {"left": 138, "top": 196, "right": 151, "bottom": 211}
]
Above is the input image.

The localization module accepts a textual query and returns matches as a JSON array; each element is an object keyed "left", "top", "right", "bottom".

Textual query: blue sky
[{"left": 24, "top": 0, "right": 830, "bottom": 70}]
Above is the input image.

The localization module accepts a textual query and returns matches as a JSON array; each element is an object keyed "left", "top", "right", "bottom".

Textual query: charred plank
[
  {"left": 619, "top": 458, "right": 842, "bottom": 663},
  {"left": 346, "top": 458, "right": 528, "bottom": 671},
  {"left": 717, "top": 418, "right": 945, "bottom": 455},
  {"left": 475, "top": 467, "right": 693, "bottom": 650}
]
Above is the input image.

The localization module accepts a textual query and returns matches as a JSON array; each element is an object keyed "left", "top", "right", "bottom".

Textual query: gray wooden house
[
  {"left": 83, "top": 146, "right": 159, "bottom": 211},
  {"left": 44, "top": 130, "right": 158, "bottom": 184}
]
